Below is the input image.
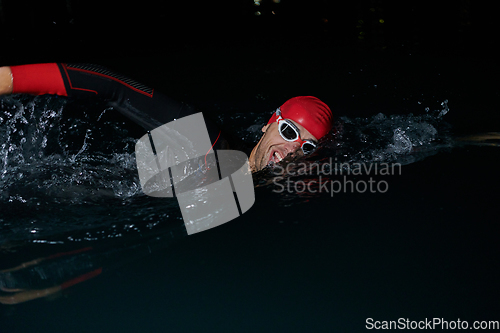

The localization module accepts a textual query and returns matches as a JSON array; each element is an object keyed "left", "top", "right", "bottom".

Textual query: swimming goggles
[{"left": 275, "top": 108, "right": 317, "bottom": 155}]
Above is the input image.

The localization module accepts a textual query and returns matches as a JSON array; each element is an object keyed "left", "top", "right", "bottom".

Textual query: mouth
[{"left": 268, "top": 149, "right": 284, "bottom": 165}]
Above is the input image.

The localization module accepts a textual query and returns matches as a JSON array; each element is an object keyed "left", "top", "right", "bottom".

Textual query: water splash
[
  {"left": 0, "top": 95, "right": 172, "bottom": 245},
  {"left": 0, "top": 95, "right": 454, "bottom": 244},
  {"left": 329, "top": 100, "right": 452, "bottom": 165},
  {"left": 0, "top": 96, "right": 141, "bottom": 204}
]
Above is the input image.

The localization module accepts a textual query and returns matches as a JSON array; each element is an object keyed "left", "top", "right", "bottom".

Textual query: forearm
[{"left": 0, "top": 66, "right": 13, "bottom": 95}]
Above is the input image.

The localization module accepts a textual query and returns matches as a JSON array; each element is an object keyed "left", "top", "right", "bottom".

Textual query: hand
[
  {"left": 0, "top": 66, "right": 13, "bottom": 95},
  {"left": 457, "top": 132, "right": 500, "bottom": 147},
  {"left": 0, "top": 285, "right": 62, "bottom": 305}
]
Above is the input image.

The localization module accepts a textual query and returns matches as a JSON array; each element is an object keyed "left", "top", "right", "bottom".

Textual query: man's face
[{"left": 248, "top": 120, "right": 317, "bottom": 172}]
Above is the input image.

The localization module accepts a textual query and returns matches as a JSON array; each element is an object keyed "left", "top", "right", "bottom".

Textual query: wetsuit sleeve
[{"left": 10, "top": 63, "right": 227, "bottom": 148}]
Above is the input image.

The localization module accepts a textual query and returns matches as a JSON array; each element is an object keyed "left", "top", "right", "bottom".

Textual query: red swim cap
[{"left": 267, "top": 96, "right": 333, "bottom": 140}]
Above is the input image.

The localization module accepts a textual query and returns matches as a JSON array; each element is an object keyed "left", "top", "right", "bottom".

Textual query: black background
[
  {"left": 1, "top": 2, "right": 500, "bottom": 332},
  {"left": 0, "top": 0, "right": 497, "bottom": 63}
]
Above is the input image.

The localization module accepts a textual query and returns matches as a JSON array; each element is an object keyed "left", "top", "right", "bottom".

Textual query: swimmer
[
  {"left": 249, "top": 96, "right": 332, "bottom": 171},
  {"left": 0, "top": 63, "right": 333, "bottom": 172}
]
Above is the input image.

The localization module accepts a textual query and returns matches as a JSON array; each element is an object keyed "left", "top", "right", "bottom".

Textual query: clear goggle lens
[{"left": 278, "top": 120, "right": 317, "bottom": 155}]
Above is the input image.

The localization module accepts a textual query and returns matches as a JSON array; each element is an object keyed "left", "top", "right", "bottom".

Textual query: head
[{"left": 249, "top": 96, "right": 333, "bottom": 172}]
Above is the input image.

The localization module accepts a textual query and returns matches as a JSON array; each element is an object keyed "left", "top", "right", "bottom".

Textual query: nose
[{"left": 283, "top": 141, "right": 302, "bottom": 156}]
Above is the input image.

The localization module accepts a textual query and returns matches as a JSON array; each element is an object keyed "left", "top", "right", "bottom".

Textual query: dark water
[{"left": 1, "top": 41, "right": 500, "bottom": 332}]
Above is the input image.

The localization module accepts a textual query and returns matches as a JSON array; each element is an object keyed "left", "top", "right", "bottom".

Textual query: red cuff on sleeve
[{"left": 11, "top": 63, "right": 68, "bottom": 96}]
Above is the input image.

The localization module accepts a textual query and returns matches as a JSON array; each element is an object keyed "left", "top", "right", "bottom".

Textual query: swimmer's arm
[
  {"left": 0, "top": 66, "right": 13, "bottom": 95},
  {"left": 456, "top": 133, "right": 500, "bottom": 147},
  {"left": 0, "top": 285, "right": 62, "bottom": 305},
  {"left": 0, "top": 63, "right": 225, "bottom": 144}
]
